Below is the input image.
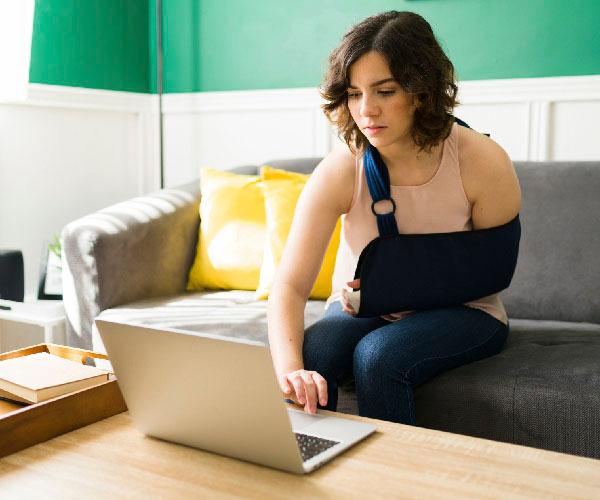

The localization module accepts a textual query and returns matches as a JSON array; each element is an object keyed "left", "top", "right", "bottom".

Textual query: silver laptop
[{"left": 96, "top": 319, "right": 376, "bottom": 474}]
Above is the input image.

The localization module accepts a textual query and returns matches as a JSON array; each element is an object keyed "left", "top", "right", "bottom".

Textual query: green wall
[
  {"left": 157, "top": 0, "right": 600, "bottom": 93},
  {"left": 29, "top": 0, "right": 600, "bottom": 94},
  {"left": 29, "top": 0, "right": 150, "bottom": 93}
]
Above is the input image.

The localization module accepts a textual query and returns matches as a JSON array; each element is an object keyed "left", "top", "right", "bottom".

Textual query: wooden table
[{"left": 1, "top": 409, "right": 599, "bottom": 499}]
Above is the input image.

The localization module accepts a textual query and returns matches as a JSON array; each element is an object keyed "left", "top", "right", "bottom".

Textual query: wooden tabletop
[{"left": 1, "top": 410, "right": 599, "bottom": 499}]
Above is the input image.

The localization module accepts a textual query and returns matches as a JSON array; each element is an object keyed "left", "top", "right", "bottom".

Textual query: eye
[{"left": 346, "top": 90, "right": 395, "bottom": 99}]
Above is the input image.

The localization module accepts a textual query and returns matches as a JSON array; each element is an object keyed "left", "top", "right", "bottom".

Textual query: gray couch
[{"left": 61, "top": 158, "right": 600, "bottom": 459}]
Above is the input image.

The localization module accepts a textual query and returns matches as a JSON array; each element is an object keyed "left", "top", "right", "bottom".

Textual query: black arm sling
[{"left": 352, "top": 117, "right": 521, "bottom": 318}]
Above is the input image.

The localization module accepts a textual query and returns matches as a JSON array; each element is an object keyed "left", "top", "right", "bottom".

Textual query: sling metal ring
[{"left": 371, "top": 198, "right": 396, "bottom": 216}]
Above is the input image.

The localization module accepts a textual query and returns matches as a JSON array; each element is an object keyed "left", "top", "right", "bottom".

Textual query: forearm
[{"left": 267, "top": 281, "right": 307, "bottom": 376}]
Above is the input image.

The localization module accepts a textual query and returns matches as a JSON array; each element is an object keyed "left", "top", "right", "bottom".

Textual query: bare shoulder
[
  {"left": 457, "top": 125, "right": 521, "bottom": 227},
  {"left": 305, "top": 140, "right": 357, "bottom": 215},
  {"left": 457, "top": 125, "right": 519, "bottom": 203}
]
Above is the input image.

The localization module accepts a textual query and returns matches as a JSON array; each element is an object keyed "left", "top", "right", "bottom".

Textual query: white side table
[{"left": 0, "top": 300, "right": 66, "bottom": 353}]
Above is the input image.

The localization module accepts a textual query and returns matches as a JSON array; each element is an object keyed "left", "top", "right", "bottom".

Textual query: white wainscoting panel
[
  {"left": 0, "top": 84, "right": 158, "bottom": 298},
  {"left": 454, "top": 102, "right": 531, "bottom": 160},
  {"left": 164, "top": 107, "right": 319, "bottom": 187},
  {"left": 162, "top": 88, "right": 331, "bottom": 187},
  {"left": 163, "top": 75, "right": 600, "bottom": 185},
  {"left": 551, "top": 100, "right": 600, "bottom": 160},
  {"left": 456, "top": 75, "right": 600, "bottom": 161}
]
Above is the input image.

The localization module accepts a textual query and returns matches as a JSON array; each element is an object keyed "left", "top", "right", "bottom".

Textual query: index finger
[
  {"left": 310, "top": 371, "right": 328, "bottom": 407},
  {"left": 299, "top": 371, "right": 318, "bottom": 414}
]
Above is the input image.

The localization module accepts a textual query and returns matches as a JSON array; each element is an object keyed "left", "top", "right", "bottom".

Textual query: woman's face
[{"left": 346, "top": 51, "right": 418, "bottom": 149}]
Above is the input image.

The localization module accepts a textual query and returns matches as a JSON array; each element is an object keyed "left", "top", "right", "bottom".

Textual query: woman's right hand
[
  {"left": 340, "top": 279, "right": 361, "bottom": 316},
  {"left": 279, "top": 369, "right": 328, "bottom": 414}
]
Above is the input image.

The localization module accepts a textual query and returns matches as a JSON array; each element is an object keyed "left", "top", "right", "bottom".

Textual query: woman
[{"left": 267, "top": 11, "right": 521, "bottom": 424}]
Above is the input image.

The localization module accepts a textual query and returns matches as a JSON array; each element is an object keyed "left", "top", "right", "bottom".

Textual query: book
[{"left": 0, "top": 352, "right": 110, "bottom": 404}]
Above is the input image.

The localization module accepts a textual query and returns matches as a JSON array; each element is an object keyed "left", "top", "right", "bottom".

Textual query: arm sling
[{"left": 352, "top": 117, "right": 521, "bottom": 318}]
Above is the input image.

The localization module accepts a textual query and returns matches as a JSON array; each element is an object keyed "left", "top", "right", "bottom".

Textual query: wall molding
[
  {"left": 456, "top": 74, "right": 600, "bottom": 103},
  {"left": 162, "top": 74, "right": 600, "bottom": 112},
  {"left": 9, "top": 83, "right": 153, "bottom": 112},
  {"left": 16, "top": 74, "right": 599, "bottom": 112}
]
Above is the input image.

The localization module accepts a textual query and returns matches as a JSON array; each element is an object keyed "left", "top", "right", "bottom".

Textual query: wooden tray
[{"left": 0, "top": 343, "right": 127, "bottom": 458}]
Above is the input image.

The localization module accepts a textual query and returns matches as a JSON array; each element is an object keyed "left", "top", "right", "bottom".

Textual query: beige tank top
[{"left": 326, "top": 121, "right": 508, "bottom": 325}]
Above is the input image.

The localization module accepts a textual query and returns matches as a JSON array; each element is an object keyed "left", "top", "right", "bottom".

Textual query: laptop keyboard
[{"left": 294, "top": 433, "right": 339, "bottom": 462}]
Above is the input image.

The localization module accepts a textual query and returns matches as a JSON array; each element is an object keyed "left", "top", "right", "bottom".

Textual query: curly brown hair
[{"left": 319, "top": 11, "right": 459, "bottom": 155}]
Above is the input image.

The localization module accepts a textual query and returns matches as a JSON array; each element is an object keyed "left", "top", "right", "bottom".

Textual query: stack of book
[{"left": 0, "top": 352, "right": 110, "bottom": 404}]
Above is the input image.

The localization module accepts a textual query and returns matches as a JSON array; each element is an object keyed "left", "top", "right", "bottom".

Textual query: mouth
[{"left": 364, "top": 126, "right": 387, "bottom": 135}]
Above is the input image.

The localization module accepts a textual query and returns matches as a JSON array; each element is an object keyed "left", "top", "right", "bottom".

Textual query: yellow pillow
[
  {"left": 187, "top": 167, "right": 265, "bottom": 291},
  {"left": 255, "top": 165, "right": 341, "bottom": 300}
]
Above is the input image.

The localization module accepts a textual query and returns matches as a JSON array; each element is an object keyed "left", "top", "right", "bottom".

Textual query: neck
[{"left": 376, "top": 137, "right": 435, "bottom": 172}]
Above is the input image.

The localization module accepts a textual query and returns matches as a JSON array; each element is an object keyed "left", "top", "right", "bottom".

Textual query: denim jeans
[{"left": 303, "top": 301, "right": 509, "bottom": 424}]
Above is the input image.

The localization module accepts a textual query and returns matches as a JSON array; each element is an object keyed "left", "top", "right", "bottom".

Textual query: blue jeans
[{"left": 303, "top": 301, "right": 509, "bottom": 424}]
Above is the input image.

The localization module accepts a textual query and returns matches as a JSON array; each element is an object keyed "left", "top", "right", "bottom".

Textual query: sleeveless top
[{"left": 326, "top": 121, "right": 508, "bottom": 325}]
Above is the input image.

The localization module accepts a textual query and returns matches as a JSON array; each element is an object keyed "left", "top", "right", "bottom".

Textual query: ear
[{"left": 412, "top": 94, "right": 421, "bottom": 109}]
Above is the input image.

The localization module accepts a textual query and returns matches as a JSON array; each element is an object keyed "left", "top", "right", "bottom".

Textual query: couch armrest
[{"left": 61, "top": 181, "right": 201, "bottom": 350}]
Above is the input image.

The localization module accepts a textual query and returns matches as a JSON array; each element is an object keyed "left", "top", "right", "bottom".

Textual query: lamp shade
[{"left": 0, "top": 0, "right": 35, "bottom": 102}]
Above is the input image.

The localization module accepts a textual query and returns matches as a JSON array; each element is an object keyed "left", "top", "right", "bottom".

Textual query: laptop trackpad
[{"left": 288, "top": 409, "right": 325, "bottom": 432}]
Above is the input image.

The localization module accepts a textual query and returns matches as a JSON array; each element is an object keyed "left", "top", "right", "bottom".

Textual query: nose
[{"left": 359, "top": 94, "right": 380, "bottom": 117}]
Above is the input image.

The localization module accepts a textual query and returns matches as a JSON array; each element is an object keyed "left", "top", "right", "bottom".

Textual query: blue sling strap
[
  {"left": 353, "top": 116, "right": 521, "bottom": 318},
  {"left": 363, "top": 143, "right": 399, "bottom": 237}
]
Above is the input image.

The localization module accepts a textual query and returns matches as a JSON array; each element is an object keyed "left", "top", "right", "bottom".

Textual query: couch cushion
[
  {"left": 256, "top": 166, "right": 341, "bottom": 301},
  {"left": 186, "top": 168, "right": 266, "bottom": 291},
  {"left": 505, "top": 317, "right": 600, "bottom": 346},
  {"left": 95, "top": 290, "right": 326, "bottom": 349},
  {"left": 415, "top": 322, "right": 600, "bottom": 458},
  {"left": 340, "top": 318, "right": 600, "bottom": 458}
]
